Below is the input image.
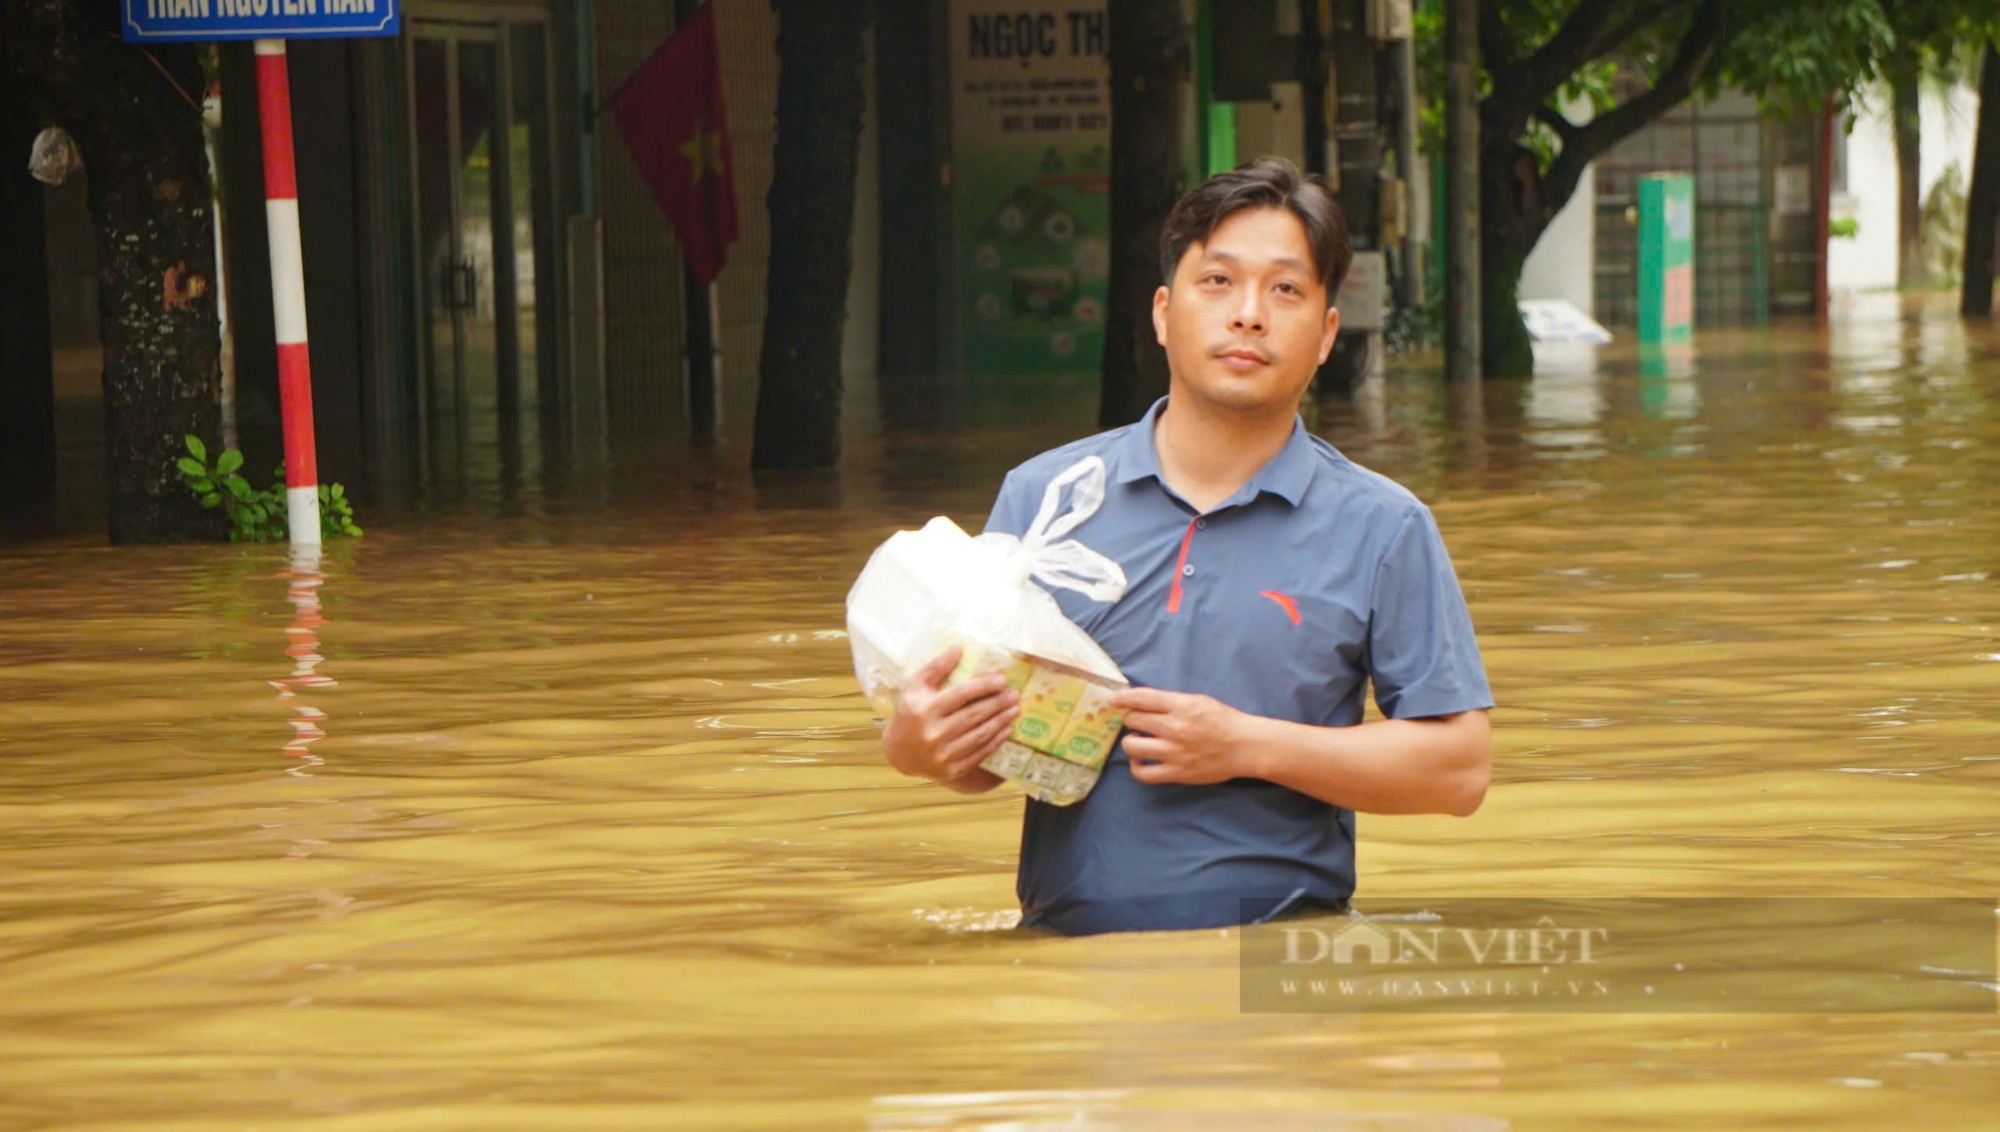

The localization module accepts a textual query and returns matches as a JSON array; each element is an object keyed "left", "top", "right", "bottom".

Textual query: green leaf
[
  {"left": 330, "top": 483, "right": 345, "bottom": 500},
  {"left": 226, "top": 478, "right": 253, "bottom": 501},
  {"left": 177, "top": 456, "right": 206, "bottom": 477},
  {"left": 187, "top": 476, "right": 213, "bottom": 493},
  {"left": 199, "top": 492, "right": 222, "bottom": 508},
  {"left": 215, "top": 449, "right": 243, "bottom": 475},
  {"left": 185, "top": 435, "right": 207, "bottom": 462}
]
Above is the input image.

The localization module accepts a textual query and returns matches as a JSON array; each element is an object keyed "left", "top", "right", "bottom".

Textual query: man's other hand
[
  {"left": 1110, "top": 686, "right": 1253, "bottom": 786},
  {"left": 882, "top": 646, "right": 1021, "bottom": 784}
]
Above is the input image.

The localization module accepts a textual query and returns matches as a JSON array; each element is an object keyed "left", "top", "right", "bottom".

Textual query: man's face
[{"left": 1152, "top": 206, "right": 1340, "bottom": 416}]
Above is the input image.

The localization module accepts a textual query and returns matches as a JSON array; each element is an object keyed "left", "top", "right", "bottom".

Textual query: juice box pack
[{"left": 944, "top": 640, "right": 1128, "bottom": 806}]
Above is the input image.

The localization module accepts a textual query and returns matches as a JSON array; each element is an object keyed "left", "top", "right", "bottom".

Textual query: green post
[
  {"left": 1637, "top": 173, "right": 1694, "bottom": 345},
  {"left": 1192, "top": 0, "right": 1234, "bottom": 177},
  {"left": 1207, "top": 103, "right": 1236, "bottom": 175}
]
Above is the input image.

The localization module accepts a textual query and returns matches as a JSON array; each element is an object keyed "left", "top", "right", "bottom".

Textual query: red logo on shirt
[{"left": 1258, "top": 590, "right": 1301, "bottom": 626}]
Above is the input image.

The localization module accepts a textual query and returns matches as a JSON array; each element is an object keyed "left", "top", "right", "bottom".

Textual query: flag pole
[{"left": 673, "top": 0, "right": 719, "bottom": 440}]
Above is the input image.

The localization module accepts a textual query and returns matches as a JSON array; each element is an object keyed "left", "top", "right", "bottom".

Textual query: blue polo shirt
[{"left": 982, "top": 397, "right": 1493, "bottom": 935}]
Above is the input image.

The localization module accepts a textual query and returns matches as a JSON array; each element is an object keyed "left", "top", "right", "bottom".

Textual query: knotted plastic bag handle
[{"left": 996, "top": 455, "right": 1127, "bottom": 602}]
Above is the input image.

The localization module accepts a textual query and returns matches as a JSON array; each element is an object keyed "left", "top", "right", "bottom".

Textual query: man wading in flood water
[{"left": 881, "top": 158, "right": 1494, "bottom": 935}]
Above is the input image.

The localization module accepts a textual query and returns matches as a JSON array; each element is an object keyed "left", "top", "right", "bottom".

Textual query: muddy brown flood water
[{"left": 1, "top": 297, "right": 1995, "bottom": 1129}]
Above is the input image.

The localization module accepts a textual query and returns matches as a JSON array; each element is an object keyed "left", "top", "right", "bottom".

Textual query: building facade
[{"left": 25, "top": 0, "right": 901, "bottom": 526}]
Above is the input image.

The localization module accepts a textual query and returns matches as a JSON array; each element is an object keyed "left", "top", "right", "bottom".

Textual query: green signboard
[
  {"left": 1637, "top": 173, "right": 1694, "bottom": 345},
  {"left": 950, "top": 3, "right": 1111, "bottom": 376}
]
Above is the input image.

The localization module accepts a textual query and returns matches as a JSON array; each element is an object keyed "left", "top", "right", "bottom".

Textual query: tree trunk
[
  {"left": 3, "top": 1, "right": 222, "bottom": 543},
  {"left": 1891, "top": 55, "right": 1925, "bottom": 289},
  {"left": 1098, "top": 0, "right": 1186, "bottom": 428},
  {"left": 753, "top": 0, "right": 871, "bottom": 471},
  {"left": 1479, "top": 236, "right": 1534, "bottom": 378},
  {"left": 1476, "top": 136, "right": 1538, "bottom": 379},
  {"left": 1963, "top": 45, "right": 2000, "bottom": 317},
  {"left": 1443, "top": 0, "right": 1482, "bottom": 384},
  {"left": 874, "top": 0, "right": 947, "bottom": 427}
]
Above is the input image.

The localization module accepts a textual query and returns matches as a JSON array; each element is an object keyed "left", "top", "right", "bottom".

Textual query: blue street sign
[{"left": 121, "top": 0, "right": 399, "bottom": 43}]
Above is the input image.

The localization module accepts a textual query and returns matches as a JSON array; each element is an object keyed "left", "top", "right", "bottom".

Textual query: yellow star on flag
[{"left": 679, "top": 122, "right": 724, "bottom": 183}]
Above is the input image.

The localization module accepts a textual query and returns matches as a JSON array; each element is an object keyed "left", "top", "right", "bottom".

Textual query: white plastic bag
[{"left": 848, "top": 456, "right": 1130, "bottom": 805}]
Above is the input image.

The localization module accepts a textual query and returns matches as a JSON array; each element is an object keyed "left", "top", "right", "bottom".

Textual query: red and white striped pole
[{"left": 253, "top": 38, "right": 320, "bottom": 552}]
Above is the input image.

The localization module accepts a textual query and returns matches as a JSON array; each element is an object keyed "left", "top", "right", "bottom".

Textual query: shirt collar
[{"left": 1111, "top": 395, "right": 1318, "bottom": 508}]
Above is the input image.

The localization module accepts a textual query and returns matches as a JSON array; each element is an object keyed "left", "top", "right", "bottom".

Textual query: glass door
[{"left": 407, "top": 17, "right": 555, "bottom": 506}]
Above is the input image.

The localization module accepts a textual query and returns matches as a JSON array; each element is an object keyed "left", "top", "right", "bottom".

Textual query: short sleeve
[
  {"left": 982, "top": 471, "right": 1033, "bottom": 538},
  {"left": 1367, "top": 507, "right": 1494, "bottom": 719}
]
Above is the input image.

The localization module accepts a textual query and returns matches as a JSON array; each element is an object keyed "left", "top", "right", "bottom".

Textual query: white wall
[
  {"left": 1518, "top": 166, "right": 1596, "bottom": 313},
  {"left": 1828, "top": 82, "right": 1980, "bottom": 293},
  {"left": 1519, "top": 99, "right": 1596, "bottom": 314}
]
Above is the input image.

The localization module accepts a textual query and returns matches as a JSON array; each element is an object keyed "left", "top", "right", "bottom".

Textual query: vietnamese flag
[{"left": 607, "top": 5, "right": 739, "bottom": 283}]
